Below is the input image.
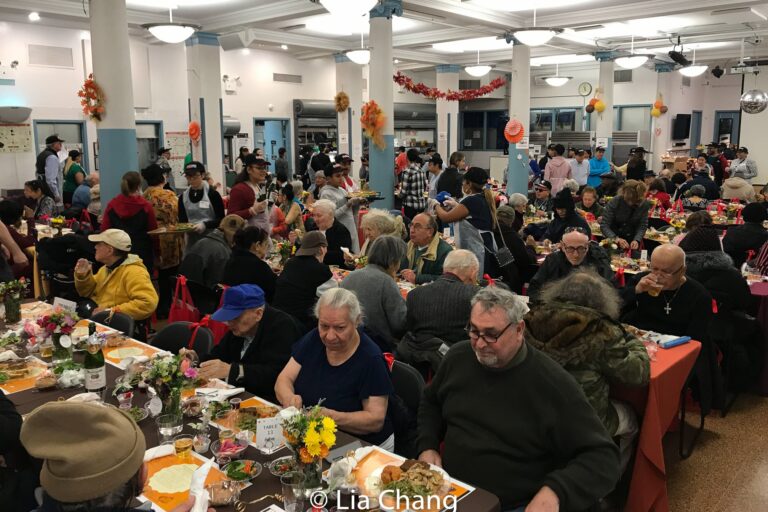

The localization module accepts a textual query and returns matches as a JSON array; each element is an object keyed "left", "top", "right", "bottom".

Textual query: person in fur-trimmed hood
[{"left": 525, "top": 269, "right": 650, "bottom": 472}]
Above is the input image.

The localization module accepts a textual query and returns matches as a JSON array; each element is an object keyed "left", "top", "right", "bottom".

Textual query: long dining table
[{"left": 5, "top": 303, "right": 501, "bottom": 512}]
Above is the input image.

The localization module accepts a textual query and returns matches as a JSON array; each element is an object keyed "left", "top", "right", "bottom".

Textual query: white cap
[{"left": 88, "top": 229, "right": 132, "bottom": 252}]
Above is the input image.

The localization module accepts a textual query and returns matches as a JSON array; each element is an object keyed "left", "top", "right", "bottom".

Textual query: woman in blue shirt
[{"left": 275, "top": 288, "right": 395, "bottom": 448}]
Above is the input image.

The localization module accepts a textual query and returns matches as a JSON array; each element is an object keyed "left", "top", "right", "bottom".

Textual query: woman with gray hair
[
  {"left": 681, "top": 184, "right": 709, "bottom": 211},
  {"left": 525, "top": 269, "right": 650, "bottom": 472},
  {"left": 341, "top": 235, "right": 408, "bottom": 350},
  {"left": 345, "top": 209, "right": 405, "bottom": 263},
  {"left": 308, "top": 198, "right": 352, "bottom": 266},
  {"left": 275, "top": 287, "right": 395, "bottom": 449}
]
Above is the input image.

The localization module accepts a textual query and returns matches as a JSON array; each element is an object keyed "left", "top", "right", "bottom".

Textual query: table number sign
[{"left": 256, "top": 416, "right": 284, "bottom": 455}]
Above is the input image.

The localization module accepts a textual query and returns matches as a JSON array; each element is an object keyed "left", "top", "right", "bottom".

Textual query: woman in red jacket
[
  {"left": 228, "top": 154, "right": 272, "bottom": 235},
  {"left": 101, "top": 171, "right": 158, "bottom": 273},
  {"left": 645, "top": 178, "right": 672, "bottom": 210}
]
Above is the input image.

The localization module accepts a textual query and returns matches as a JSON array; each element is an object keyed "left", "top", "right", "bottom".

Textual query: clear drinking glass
[
  {"left": 281, "top": 472, "right": 307, "bottom": 512},
  {"left": 174, "top": 434, "right": 194, "bottom": 460},
  {"left": 156, "top": 414, "right": 183, "bottom": 444}
]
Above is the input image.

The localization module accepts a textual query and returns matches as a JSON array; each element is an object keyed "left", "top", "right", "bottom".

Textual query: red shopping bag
[
  {"left": 168, "top": 275, "right": 201, "bottom": 324},
  {"left": 208, "top": 285, "right": 230, "bottom": 345}
]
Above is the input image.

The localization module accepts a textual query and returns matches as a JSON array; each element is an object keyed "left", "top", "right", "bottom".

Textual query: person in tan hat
[
  {"left": 75, "top": 229, "right": 158, "bottom": 321},
  {"left": 21, "top": 402, "right": 211, "bottom": 511}
]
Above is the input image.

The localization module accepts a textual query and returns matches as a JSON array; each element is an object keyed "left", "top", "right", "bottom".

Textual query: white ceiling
[{"left": 3, "top": 0, "right": 768, "bottom": 73}]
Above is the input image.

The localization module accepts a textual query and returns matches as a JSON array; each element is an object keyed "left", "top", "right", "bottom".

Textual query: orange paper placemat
[
  {"left": 0, "top": 358, "right": 49, "bottom": 395},
  {"left": 353, "top": 447, "right": 474, "bottom": 512},
  {"left": 140, "top": 453, "right": 227, "bottom": 511},
  {"left": 103, "top": 337, "right": 161, "bottom": 369},
  {"left": 210, "top": 396, "right": 280, "bottom": 444}
]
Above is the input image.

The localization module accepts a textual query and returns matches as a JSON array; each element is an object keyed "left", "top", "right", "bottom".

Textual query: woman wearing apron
[
  {"left": 435, "top": 167, "right": 498, "bottom": 279},
  {"left": 178, "top": 161, "right": 225, "bottom": 247},
  {"left": 228, "top": 154, "right": 273, "bottom": 248}
]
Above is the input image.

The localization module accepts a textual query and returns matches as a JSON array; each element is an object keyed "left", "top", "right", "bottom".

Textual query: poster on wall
[
  {"left": 235, "top": 133, "right": 250, "bottom": 152},
  {"left": 0, "top": 124, "right": 33, "bottom": 153},
  {"left": 165, "top": 131, "right": 190, "bottom": 178}
]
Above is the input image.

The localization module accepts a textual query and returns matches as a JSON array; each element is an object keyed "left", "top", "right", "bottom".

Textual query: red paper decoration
[
  {"left": 188, "top": 121, "right": 201, "bottom": 143},
  {"left": 504, "top": 119, "right": 525, "bottom": 143},
  {"left": 77, "top": 74, "right": 105, "bottom": 122},
  {"left": 393, "top": 71, "right": 506, "bottom": 101}
]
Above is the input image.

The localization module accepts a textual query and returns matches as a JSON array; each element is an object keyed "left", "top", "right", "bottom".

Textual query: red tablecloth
[
  {"left": 612, "top": 341, "right": 701, "bottom": 512},
  {"left": 749, "top": 282, "right": 768, "bottom": 395}
]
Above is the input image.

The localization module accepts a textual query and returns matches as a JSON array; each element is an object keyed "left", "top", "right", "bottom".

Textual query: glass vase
[
  {"left": 3, "top": 293, "right": 21, "bottom": 325},
  {"left": 51, "top": 333, "right": 72, "bottom": 365},
  {"left": 161, "top": 387, "right": 182, "bottom": 416},
  {"left": 294, "top": 457, "right": 323, "bottom": 497}
]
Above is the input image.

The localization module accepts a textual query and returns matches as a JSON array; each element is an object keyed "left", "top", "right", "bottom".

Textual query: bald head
[
  {"left": 562, "top": 230, "right": 589, "bottom": 246},
  {"left": 561, "top": 230, "right": 590, "bottom": 266},
  {"left": 649, "top": 244, "right": 686, "bottom": 290}
]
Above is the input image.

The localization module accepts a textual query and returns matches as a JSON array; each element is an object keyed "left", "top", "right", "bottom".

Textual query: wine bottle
[{"left": 84, "top": 333, "right": 106, "bottom": 393}]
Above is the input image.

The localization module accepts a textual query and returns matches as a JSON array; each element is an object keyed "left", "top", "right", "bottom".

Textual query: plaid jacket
[{"left": 400, "top": 163, "right": 428, "bottom": 210}]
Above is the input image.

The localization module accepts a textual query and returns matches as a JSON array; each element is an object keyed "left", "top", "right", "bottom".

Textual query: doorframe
[
  {"left": 713, "top": 110, "right": 741, "bottom": 146},
  {"left": 690, "top": 110, "right": 702, "bottom": 157},
  {"left": 136, "top": 120, "right": 165, "bottom": 148},
  {"left": 253, "top": 117, "right": 293, "bottom": 164},
  {"left": 32, "top": 119, "right": 89, "bottom": 171}
]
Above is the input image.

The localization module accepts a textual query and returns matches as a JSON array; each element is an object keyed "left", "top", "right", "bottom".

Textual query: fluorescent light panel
[{"left": 530, "top": 54, "right": 595, "bottom": 66}]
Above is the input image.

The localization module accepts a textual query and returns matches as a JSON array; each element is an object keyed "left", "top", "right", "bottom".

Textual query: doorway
[
  {"left": 253, "top": 118, "right": 291, "bottom": 174},
  {"left": 714, "top": 111, "right": 740, "bottom": 146},
  {"left": 33, "top": 120, "right": 89, "bottom": 171},
  {"left": 690, "top": 110, "right": 702, "bottom": 157},
  {"left": 136, "top": 121, "right": 163, "bottom": 170}
]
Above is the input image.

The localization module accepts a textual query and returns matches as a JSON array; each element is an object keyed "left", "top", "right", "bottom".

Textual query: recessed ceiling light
[
  {"left": 394, "top": 59, "right": 400, "bottom": 64},
  {"left": 241, "top": 48, "right": 251, "bottom": 55},
  {"left": 281, "top": 44, "right": 288, "bottom": 50},
  {"left": 28, "top": 12, "right": 40, "bottom": 22}
]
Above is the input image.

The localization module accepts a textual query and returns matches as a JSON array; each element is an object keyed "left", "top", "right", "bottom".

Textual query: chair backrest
[
  {"left": 390, "top": 360, "right": 425, "bottom": 413},
  {"left": 185, "top": 279, "right": 223, "bottom": 316},
  {"left": 151, "top": 321, "right": 215, "bottom": 357},
  {"left": 91, "top": 311, "right": 135, "bottom": 337}
]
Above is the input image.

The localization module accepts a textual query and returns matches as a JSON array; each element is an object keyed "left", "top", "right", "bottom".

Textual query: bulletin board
[
  {"left": 0, "top": 124, "right": 33, "bottom": 153},
  {"left": 165, "top": 131, "right": 190, "bottom": 177}
]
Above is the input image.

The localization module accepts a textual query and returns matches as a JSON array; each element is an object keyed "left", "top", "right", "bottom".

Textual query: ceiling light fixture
[
  {"left": 542, "top": 64, "right": 572, "bottom": 87},
  {"left": 142, "top": 8, "right": 200, "bottom": 44},
  {"left": 241, "top": 48, "right": 251, "bottom": 55},
  {"left": 615, "top": 35, "right": 653, "bottom": 70},
  {"left": 320, "top": 0, "right": 378, "bottom": 19},
  {"left": 345, "top": 30, "right": 370, "bottom": 65},
  {"left": 281, "top": 44, "right": 288, "bottom": 50},
  {"left": 464, "top": 50, "right": 493, "bottom": 77},
  {"left": 679, "top": 48, "right": 708, "bottom": 77},
  {"left": 28, "top": 12, "right": 40, "bottom": 22},
  {"left": 513, "top": 9, "right": 562, "bottom": 47}
]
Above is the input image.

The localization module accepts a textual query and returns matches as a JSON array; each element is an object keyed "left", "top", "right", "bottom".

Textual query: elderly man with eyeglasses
[
  {"left": 527, "top": 228, "right": 613, "bottom": 299},
  {"left": 418, "top": 287, "right": 619, "bottom": 512}
]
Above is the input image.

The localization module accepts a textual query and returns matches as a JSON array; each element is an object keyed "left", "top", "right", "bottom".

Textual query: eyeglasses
[
  {"left": 465, "top": 321, "right": 514, "bottom": 344},
  {"left": 562, "top": 245, "right": 588, "bottom": 255},
  {"left": 650, "top": 264, "right": 684, "bottom": 277}
]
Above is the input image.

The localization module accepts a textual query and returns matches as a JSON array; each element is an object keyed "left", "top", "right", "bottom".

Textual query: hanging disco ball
[{"left": 740, "top": 89, "right": 768, "bottom": 114}]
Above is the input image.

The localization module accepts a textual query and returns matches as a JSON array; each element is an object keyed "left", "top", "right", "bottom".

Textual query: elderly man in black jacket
[
  {"left": 528, "top": 229, "right": 613, "bottom": 299},
  {"left": 200, "top": 284, "right": 303, "bottom": 402},
  {"left": 678, "top": 169, "right": 720, "bottom": 200},
  {"left": 723, "top": 202, "right": 768, "bottom": 268}
]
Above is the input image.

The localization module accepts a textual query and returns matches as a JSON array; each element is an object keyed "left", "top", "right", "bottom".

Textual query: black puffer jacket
[
  {"left": 685, "top": 251, "right": 753, "bottom": 313},
  {"left": 527, "top": 243, "right": 614, "bottom": 299}
]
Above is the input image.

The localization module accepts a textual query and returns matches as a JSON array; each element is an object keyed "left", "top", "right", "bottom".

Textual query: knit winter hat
[
  {"left": 20, "top": 402, "right": 146, "bottom": 503},
  {"left": 553, "top": 189, "right": 575, "bottom": 210},
  {"left": 743, "top": 202, "right": 768, "bottom": 223},
  {"left": 678, "top": 226, "right": 721, "bottom": 253}
]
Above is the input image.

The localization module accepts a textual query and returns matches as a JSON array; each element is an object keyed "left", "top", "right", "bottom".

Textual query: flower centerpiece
[
  {"left": 37, "top": 308, "right": 79, "bottom": 363},
  {"left": 599, "top": 238, "right": 619, "bottom": 257},
  {"left": 353, "top": 255, "right": 368, "bottom": 269},
  {"left": 726, "top": 202, "right": 742, "bottom": 221},
  {"left": 275, "top": 239, "right": 296, "bottom": 265},
  {"left": 142, "top": 353, "right": 200, "bottom": 416},
  {"left": 0, "top": 277, "right": 28, "bottom": 324},
  {"left": 280, "top": 405, "right": 337, "bottom": 493}
]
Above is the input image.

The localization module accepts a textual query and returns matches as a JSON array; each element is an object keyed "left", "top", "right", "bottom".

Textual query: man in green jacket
[{"left": 401, "top": 213, "right": 452, "bottom": 284}]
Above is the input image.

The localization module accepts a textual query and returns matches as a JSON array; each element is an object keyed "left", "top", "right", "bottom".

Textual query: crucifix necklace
[{"left": 661, "top": 287, "right": 682, "bottom": 315}]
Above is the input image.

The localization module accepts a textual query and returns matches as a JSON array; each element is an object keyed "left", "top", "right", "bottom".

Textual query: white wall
[{"left": 739, "top": 67, "right": 768, "bottom": 184}]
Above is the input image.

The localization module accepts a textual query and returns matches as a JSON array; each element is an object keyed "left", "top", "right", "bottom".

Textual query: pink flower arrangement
[{"left": 36, "top": 307, "right": 79, "bottom": 337}]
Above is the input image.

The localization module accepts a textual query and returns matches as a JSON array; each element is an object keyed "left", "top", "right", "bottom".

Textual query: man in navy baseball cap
[{"left": 200, "top": 284, "right": 304, "bottom": 401}]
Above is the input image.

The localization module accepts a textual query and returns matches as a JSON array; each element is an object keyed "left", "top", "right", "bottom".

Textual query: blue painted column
[
  {"left": 368, "top": 0, "right": 402, "bottom": 210},
  {"left": 89, "top": 0, "right": 138, "bottom": 204},
  {"left": 436, "top": 65, "right": 459, "bottom": 160},
  {"left": 186, "top": 32, "right": 225, "bottom": 186},
  {"left": 507, "top": 45, "right": 530, "bottom": 196}
]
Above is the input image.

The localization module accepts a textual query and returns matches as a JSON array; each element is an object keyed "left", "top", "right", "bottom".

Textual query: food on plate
[
  {"left": 207, "top": 400, "right": 231, "bottom": 417},
  {"left": 212, "top": 439, "right": 247, "bottom": 458},
  {"left": 35, "top": 375, "right": 57, "bottom": 389},
  {"left": 224, "top": 459, "right": 262, "bottom": 481},
  {"left": 241, "top": 405, "right": 279, "bottom": 418},
  {"left": 127, "top": 406, "right": 148, "bottom": 422},
  {"left": 268, "top": 456, "right": 295, "bottom": 477},
  {"left": 182, "top": 397, "right": 205, "bottom": 417},
  {"left": 0, "top": 360, "right": 28, "bottom": 379},
  {"left": 52, "top": 361, "right": 82, "bottom": 375},
  {"left": 0, "top": 372, "right": 7, "bottom": 384},
  {"left": 0, "top": 332, "right": 20, "bottom": 349},
  {"left": 380, "top": 459, "right": 446, "bottom": 498}
]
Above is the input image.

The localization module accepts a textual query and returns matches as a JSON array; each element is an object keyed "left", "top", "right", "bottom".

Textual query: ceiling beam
[
  {"left": 402, "top": 0, "right": 525, "bottom": 30},
  {"left": 203, "top": 0, "right": 326, "bottom": 32},
  {"left": 393, "top": 28, "right": 486, "bottom": 47},
  {"left": 244, "top": 28, "right": 348, "bottom": 51},
  {"left": 0, "top": 0, "right": 196, "bottom": 26}
]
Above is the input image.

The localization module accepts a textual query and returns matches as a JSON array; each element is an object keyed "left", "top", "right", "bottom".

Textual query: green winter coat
[
  {"left": 401, "top": 233, "right": 453, "bottom": 284},
  {"left": 525, "top": 302, "right": 650, "bottom": 435}
]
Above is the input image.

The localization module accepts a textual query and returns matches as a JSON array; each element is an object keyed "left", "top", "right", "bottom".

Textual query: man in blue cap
[{"left": 199, "top": 284, "right": 303, "bottom": 402}]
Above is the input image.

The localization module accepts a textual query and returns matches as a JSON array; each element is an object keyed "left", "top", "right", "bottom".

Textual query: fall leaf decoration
[
  {"left": 334, "top": 91, "right": 350, "bottom": 113},
  {"left": 393, "top": 71, "right": 506, "bottom": 101},
  {"left": 77, "top": 74, "right": 105, "bottom": 122},
  {"left": 361, "top": 100, "right": 386, "bottom": 150}
]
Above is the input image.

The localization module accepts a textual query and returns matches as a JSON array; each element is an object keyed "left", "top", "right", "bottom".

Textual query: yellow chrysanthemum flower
[
  {"left": 320, "top": 429, "right": 336, "bottom": 448},
  {"left": 306, "top": 442, "right": 322, "bottom": 457},
  {"left": 321, "top": 417, "right": 337, "bottom": 433},
  {"left": 304, "top": 427, "right": 321, "bottom": 447}
]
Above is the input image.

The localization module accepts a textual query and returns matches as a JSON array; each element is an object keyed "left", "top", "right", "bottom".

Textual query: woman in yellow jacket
[{"left": 74, "top": 229, "right": 158, "bottom": 321}]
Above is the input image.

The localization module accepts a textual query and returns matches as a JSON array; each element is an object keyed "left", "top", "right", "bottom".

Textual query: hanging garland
[
  {"left": 77, "top": 74, "right": 105, "bottom": 122},
  {"left": 394, "top": 71, "right": 506, "bottom": 101},
  {"left": 334, "top": 92, "right": 350, "bottom": 113},
  {"left": 361, "top": 100, "right": 386, "bottom": 150}
]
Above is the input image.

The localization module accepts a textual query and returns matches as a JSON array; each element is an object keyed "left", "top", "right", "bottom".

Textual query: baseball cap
[
  {"left": 296, "top": 231, "right": 328, "bottom": 256},
  {"left": 324, "top": 164, "right": 343, "bottom": 177},
  {"left": 595, "top": 146, "right": 606, "bottom": 152},
  {"left": 535, "top": 180, "right": 553, "bottom": 190},
  {"left": 183, "top": 161, "right": 206, "bottom": 175},
  {"left": 463, "top": 167, "right": 489, "bottom": 186},
  {"left": 335, "top": 153, "right": 354, "bottom": 163},
  {"left": 211, "top": 284, "right": 266, "bottom": 322},
  {"left": 574, "top": 149, "right": 586, "bottom": 156},
  {"left": 643, "top": 170, "right": 657, "bottom": 177},
  {"left": 547, "top": 143, "right": 556, "bottom": 150},
  {"left": 45, "top": 134, "right": 65, "bottom": 144},
  {"left": 88, "top": 229, "right": 132, "bottom": 252},
  {"left": 244, "top": 154, "right": 271, "bottom": 168},
  {"left": 156, "top": 147, "right": 170, "bottom": 155},
  {"left": 738, "top": 147, "right": 749, "bottom": 153}
]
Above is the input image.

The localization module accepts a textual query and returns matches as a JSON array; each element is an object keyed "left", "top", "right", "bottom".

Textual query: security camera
[{"left": 712, "top": 66, "right": 724, "bottom": 78}]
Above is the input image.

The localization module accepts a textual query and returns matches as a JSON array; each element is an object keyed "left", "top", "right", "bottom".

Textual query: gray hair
[
  {"left": 471, "top": 287, "right": 530, "bottom": 324},
  {"left": 538, "top": 269, "right": 621, "bottom": 320},
  {"left": 291, "top": 180, "right": 303, "bottom": 198},
  {"left": 688, "top": 184, "right": 706, "bottom": 197},
  {"left": 312, "top": 199, "right": 336, "bottom": 218},
  {"left": 314, "top": 287, "right": 362, "bottom": 324},
  {"left": 361, "top": 209, "right": 397, "bottom": 235},
  {"left": 443, "top": 249, "right": 479, "bottom": 274},
  {"left": 563, "top": 179, "right": 580, "bottom": 194},
  {"left": 367, "top": 235, "right": 407, "bottom": 270},
  {"left": 508, "top": 193, "right": 528, "bottom": 208}
]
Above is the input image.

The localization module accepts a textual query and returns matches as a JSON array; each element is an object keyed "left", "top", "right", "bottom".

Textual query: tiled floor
[{"left": 665, "top": 394, "right": 768, "bottom": 511}]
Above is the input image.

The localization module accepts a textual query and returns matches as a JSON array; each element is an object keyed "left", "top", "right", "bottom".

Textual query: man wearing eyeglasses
[
  {"left": 622, "top": 244, "right": 713, "bottom": 341},
  {"left": 418, "top": 287, "right": 619, "bottom": 512},
  {"left": 527, "top": 229, "right": 613, "bottom": 299}
]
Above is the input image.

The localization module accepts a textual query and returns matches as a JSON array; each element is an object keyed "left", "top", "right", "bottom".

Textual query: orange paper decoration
[
  {"left": 188, "top": 121, "right": 201, "bottom": 143},
  {"left": 77, "top": 74, "right": 105, "bottom": 122},
  {"left": 360, "top": 100, "right": 386, "bottom": 150},
  {"left": 504, "top": 119, "right": 525, "bottom": 143},
  {"left": 654, "top": 100, "right": 663, "bottom": 109}
]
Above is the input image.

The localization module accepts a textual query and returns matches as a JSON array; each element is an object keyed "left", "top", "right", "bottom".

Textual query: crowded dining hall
[{"left": 4, "top": 1, "right": 768, "bottom": 511}]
